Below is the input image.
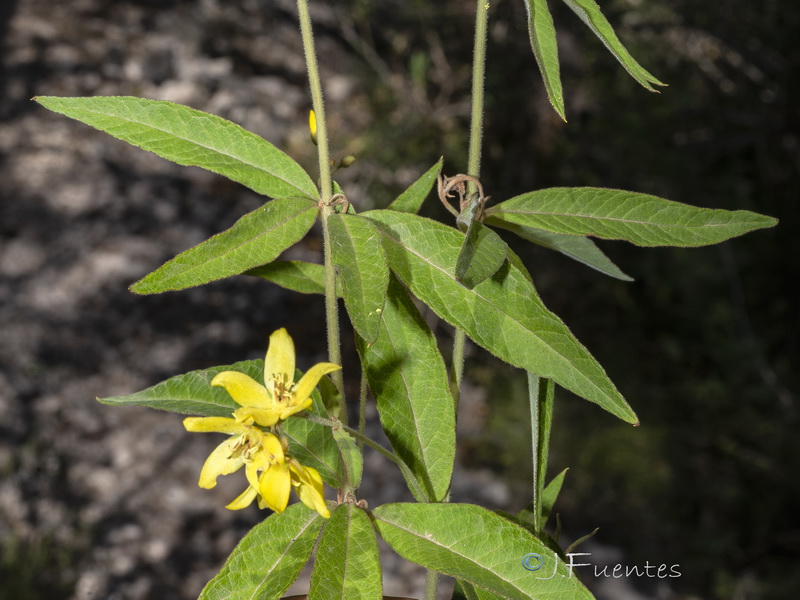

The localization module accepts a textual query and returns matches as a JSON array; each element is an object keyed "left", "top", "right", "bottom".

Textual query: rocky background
[{"left": 1, "top": 1, "right": 798, "bottom": 599}]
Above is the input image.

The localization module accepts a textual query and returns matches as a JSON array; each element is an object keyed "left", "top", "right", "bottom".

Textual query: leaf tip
[{"left": 128, "top": 279, "right": 154, "bottom": 295}]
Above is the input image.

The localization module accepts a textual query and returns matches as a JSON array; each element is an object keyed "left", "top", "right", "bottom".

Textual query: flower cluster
[{"left": 184, "top": 328, "right": 339, "bottom": 518}]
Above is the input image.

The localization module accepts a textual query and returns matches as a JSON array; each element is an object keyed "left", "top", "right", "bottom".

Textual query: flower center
[{"left": 268, "top": 373, "right": 296, "bottom": 403}]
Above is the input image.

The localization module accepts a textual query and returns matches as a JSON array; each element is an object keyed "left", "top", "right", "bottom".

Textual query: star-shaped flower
[
  {"left": 184, "top": 415, "right": 330, "bottom": 518},
  {"left": 211, "top": 328, "right": 340, "bottom": 428}
]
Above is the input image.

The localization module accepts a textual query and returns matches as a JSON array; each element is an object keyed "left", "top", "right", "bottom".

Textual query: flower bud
[{"left": 309, "top": 110, "right": 318, "bottom": 145}]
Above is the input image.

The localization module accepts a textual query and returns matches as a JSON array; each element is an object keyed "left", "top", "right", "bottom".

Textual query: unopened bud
[
  {"left": 340, "top": 155, "right": 357, "bottom": 168},
  {"left": 309, "top": 110, "right": 318, "bottom": 145}
]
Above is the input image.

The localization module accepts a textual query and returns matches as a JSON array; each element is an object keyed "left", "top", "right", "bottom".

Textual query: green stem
[
  {"left": 358, "top": 368, "right": 368, "bottom": 453},
  {"left": 296, "top": 0, "right": 345, "bottom": 413},
  {"left": 450, "top": 0, "right": 489, "bottom": 412},
  {"left": 449, "top": 329, "right": 466, "bottom": 411},
  {"left": 425, "top": 569, "right": 439, "bottom": 600},
  {"left": 467, "top": 0, "right": 489, "bottom": 184},
  {"left": 305, "top": 414, "right": 428, "bottom": 500},
  {"left": 297, "top": 0, "right": 332, "bottom": 202},
  {"left": 528, "top": 373, "right": 554, "bottom": 533}
]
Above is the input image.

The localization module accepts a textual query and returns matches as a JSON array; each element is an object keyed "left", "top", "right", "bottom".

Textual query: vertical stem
[
  {"left": 297, "top": 0, "right": 332, "bottom": 202},
  {"left": 434, "top": 3, "right": 492, "bottom": 598},
  {"left": 467, "top": 0, "right": 489, "bottom": 184},
  {"left": 450, "top": 0, "right": 489, "bottom": 412},
  {"left": 425, "top": 568, "right": 439, "bottom": 600},
  {"left": 528, "top": 373, "right": 554, "bottom": 533},
  {"left": 297, "top": 0, "right": 345, "bottom": 413},
  {"left": 358, "top": 368, "right": 368, "bottom": 453}
]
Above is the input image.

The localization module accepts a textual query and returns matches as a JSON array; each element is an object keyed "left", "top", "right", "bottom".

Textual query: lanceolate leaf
[
  {"left": 356, "top": 276, "right": 455, "bottom": 502},
  {"left": 199, "top": 504, "right": 324, "bottom": 600},
  {"left": 388, "top": 158, "right": 443, "bottom": 214},
  {"left": 456, "top": 221, "right": 508, "bottom": 289},
  {"left": 34, "top": 96, "right": 319, "bottom": 200},
  {"left": 559, "top": 0, "right": 664, "bottom": 90},
  {"left": 328, "top": 214, "right": 389, "bottom": 344},
  {"left": 373, "top": 503, "right": 594, "bottom": 599},
  {"left": 131, "top": 197, "right": 318, "bottom": 294},
  {"left": 98, "top": 359, "right": 261, "bottom": 416},
  {"left": 247, "top": 260, "right": 326, "bottom": 295},
  {"left": 309, "top": 504, "right": 382, "bottom": 600},
  {"left": 487, "top": 187, "right": 778, "bottom": 247},
  {"left": 523, "top": 0, "right": 565, "bottom": 120},
  {"left": 540, "top": 468, "right": 568, "bottom": 529},
  {"left": 333, "top": 428, "right": 363, "bottom": 490},
  {"left": 519, "top": 468, "right": 568, "bottom": 529},
  {"left": 454, "top": 580, "right": 506, "bottom": 600},
  {"left": 486, "top": 219, "right": 633, "bottom": 281},
  {"left": 363, "top": 210, "right": 636, "bottom": 424}
]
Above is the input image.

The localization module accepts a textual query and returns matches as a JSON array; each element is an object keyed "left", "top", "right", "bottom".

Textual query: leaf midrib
[
  {"left": 375, "top": 514, "right": 519, "bottom": 598},
  {"left": 246, "top": 512, "right": 320, "bottom": 600},
  {"left": 65, "top": 102, "right": 316, "bottom": 199},
  {"left": 140, "top": 200, "right": 316, "bottom": 289},
  {"left": 375, "top": 224, "right": 615, "bottom": 409},
  {"left": 489, "top": 207, "right": 761, "bottom": 229}
]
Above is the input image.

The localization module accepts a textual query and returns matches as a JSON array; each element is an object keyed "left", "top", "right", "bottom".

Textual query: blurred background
[{"left": 0, "top": 0, "right": 797, "bottom": 599}]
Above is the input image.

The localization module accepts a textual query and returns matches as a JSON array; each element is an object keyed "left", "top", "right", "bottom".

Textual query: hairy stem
[
  {"left": 425, "top": 569, "right": 439, "bottom": 600},
  {"left": 450, "top": 0, "right": 489, "bottom": 411},
  {"left": 528, "top": 373, "right": 554, "bottom": 532},
  {"left": 297, "top": 0, "right": 345, "bottom": 412}
]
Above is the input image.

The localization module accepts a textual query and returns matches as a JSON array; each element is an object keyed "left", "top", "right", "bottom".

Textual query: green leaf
[
  {"left": 248, "top": 260, "right": 324, "bottom": 295},
  {"left": 456, "top": 221, "right": 508, "bottom": 289},
  {"left": 356, "top": 276, "right": 455, "bottom": 502},
  {"left": 131, "top": 197, "right": 318, "bottom": 294},
  {"left": 454, "top": 579, "right": 507, "bottom": 600},
  {"left": 328, "top": 214, "right": 390, "bottom": 344},
  {"left": 487, "top": 219, "right": 633, "bottom": 281},
  {"left": 486, "top": 187, "right": 778, "bottom": 247},
  {"left": 373, "top": 503, "right": 595, "bottom": 599},
  {"left": 387, "top": 158, "right": 443, "bottom": 214},
  {"left": 559, "top": 0, "right": 664, "bottom": 90},
  {"left": 519, "top": 468, "right": 568, "bottom": 530},
  {"left": 34, "top": 96, "right": 318, "bottom": 200},
  {"left": 523, "top": 0, "right": 565, "bottom": 119},
  {"left": 363, "top": 210, "right": 637, "bottom": 424},
  {"left": 309, "top": 504, "right": 382, "bottom": 600},
  {"left": 98, "top": 359, "right": 262, "bottom": 416},
  {"left": 282, "top": 412, "right": 343, "bottom": 489},
  {"left": 247, "top": 260, "right": 343, "bottom": 297},
  {"left": 333, "top": 427, "right": 363, "bottom": 490},
  {"left": 540, "top": 468, "right": 567, "bottom": 529},
  {"left": 199, "top": 503, "right": 324, "bottom": 600}
]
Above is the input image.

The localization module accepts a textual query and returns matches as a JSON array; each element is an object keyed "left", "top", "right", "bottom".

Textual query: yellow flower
[
  {"left": 288, "top": 458, "right": 330, "bottom": 518},
  {"left": 211, "top": 328, "right": 340, "bottom": 428},
  {"left": 182, "top": 415, "right": 283, "bottom": 497},
  {"left": 184, "top": 415, "right": 330, "bottom": 518}
]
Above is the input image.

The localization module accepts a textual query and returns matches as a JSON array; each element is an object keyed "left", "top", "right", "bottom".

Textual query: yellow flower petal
[
  {"left": 293, "top": 362, "right": 341, "bottom": 406},
  {"left": 279, "top": 396, "right": 312, "bottom": 421},
  {"left": 233, "top": 406, "right": 281, "bottom": 428},
  {"left": 259, "top": 461, "right": 291, "bottom": 513},
  {"left": 264, "top": 328, "right": 295, "bottom": 395},
  {"left": 226, "top": 486, "right": 258, "bottom": 510},
  {"left": 211, "top": 371, "right": 272, "bottom": 408},
  {"left": 290, "top": 460, "right": 330, "bottom": 518},
  {"left": 261, "top": 432, "right": 286, "bottom": 464},
  {"left": 183, "top": 416, "right": 250, "bottom": 435},
  {"left": 198, "top": 438, "right": 245, "bottom": 489}
]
